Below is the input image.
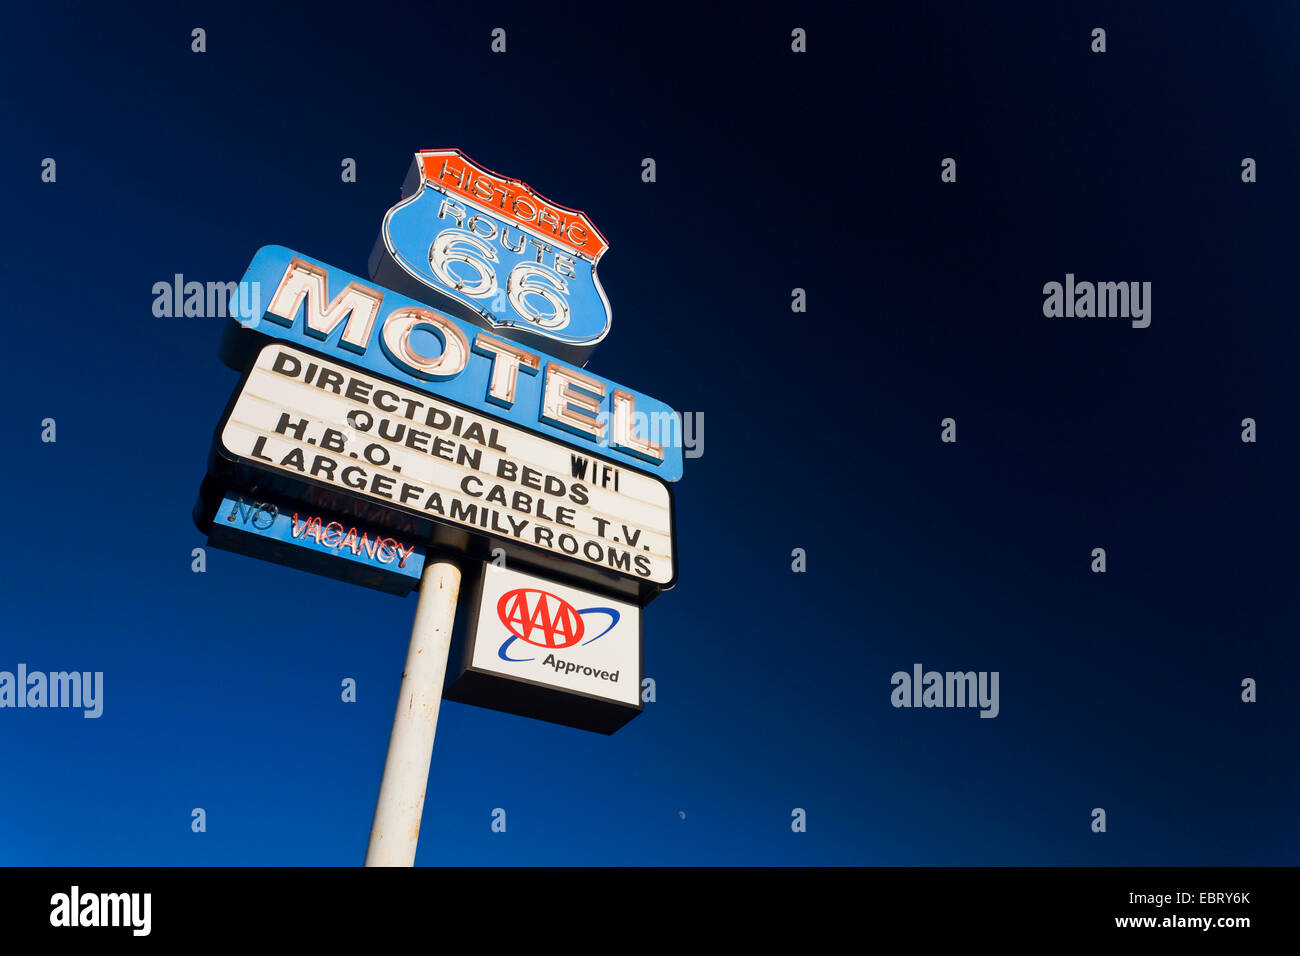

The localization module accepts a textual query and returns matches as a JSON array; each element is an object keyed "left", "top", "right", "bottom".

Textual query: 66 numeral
[{"left": 430, "top": 229, "right": 571, "bottom": 330}]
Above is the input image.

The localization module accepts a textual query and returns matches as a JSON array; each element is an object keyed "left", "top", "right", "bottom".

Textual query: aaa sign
[{"left": 445, "top": 563, "right": 643, "bottom": 734}]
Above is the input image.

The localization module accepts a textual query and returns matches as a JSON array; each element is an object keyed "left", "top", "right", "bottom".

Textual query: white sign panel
[
  {"left": 220, "top": 344, "right": 674, "bottom": 585},
  {"left": 467, "top": 563, "right": 641, "bottom": 708}
]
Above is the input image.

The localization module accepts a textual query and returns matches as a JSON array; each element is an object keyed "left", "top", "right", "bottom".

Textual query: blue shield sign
[{"left": 369, "top": 149, "right": 612, "bottom": 366}]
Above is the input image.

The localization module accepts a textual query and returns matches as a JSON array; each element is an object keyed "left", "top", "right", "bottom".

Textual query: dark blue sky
[{"left": 1, "top": 2, "right": 1297, "bottom": 865}]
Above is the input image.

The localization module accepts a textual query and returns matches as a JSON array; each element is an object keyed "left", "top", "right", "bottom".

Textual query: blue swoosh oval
[
  {"left": 497, "top": 636, "right": 534, "bottom": 662},
  {"left": 577, "top": 608, "right": 620, "bottom": 646}
]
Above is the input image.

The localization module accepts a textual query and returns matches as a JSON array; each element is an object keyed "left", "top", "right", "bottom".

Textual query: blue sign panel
[
  {"left": 220, "top": 245, "right": 682, "bottom": 482},
  {"left": 204, "top": 491, "right": 426, "bottom": 596},
  {"left": 369, "top": 149, "right": 612, "bottom": 366}
]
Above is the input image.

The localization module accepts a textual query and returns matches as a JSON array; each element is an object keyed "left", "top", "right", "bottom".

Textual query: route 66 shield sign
[{"left": 369, "top": 149, "right": 612, "bottom": 366}]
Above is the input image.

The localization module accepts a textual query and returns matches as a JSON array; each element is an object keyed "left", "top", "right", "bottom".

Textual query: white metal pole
[{"left": 364, "top": 558, "right": 462, "bottom": 867}]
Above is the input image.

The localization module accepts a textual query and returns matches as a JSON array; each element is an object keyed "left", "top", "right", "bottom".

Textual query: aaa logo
[
  {"left": 498, "top": 588, "right": 585, "bottom": 649},
  {"left": 495, "top": 587, "right": 619, "bottom": 662}
]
